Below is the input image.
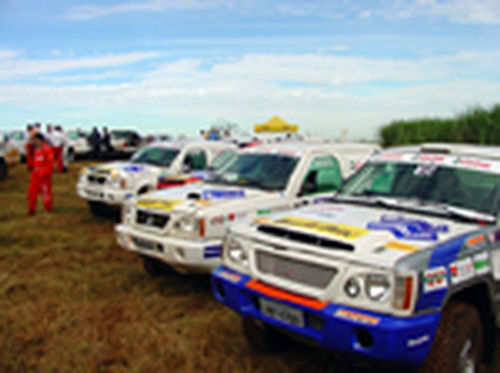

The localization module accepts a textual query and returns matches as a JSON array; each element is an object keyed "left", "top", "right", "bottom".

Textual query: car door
[{"left": 293, "top": 153, "right": 343, "bottom": 206}]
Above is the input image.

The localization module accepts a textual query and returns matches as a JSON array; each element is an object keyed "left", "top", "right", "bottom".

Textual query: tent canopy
[{"left": 254, "top": 116, "right": 298, "bottom": 133}]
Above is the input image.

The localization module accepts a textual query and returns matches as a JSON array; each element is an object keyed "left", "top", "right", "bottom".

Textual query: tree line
[{"left": 379, "top": 104, "right": 500, "bottom": 147}]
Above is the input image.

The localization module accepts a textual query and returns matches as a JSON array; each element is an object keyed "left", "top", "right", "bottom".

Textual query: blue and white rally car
[{"left": 212, "top": 143, "right": 500, "bottom": 373}]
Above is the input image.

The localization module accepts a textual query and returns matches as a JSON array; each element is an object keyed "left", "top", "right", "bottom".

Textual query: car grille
[
  {"left": 255, "top": 250, "right": 337, "bottom": 289},
  {"left": 87, "top": 174, "right": 107, "bottom": 185},
  {"left": 136, "top": 210, "right": 170, "bottom": 229}
]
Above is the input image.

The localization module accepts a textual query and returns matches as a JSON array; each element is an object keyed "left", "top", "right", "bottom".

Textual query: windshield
[
  {"left": 339, "top": 161, "right": 500, "bottom": 216},
  {"left": 112, "top": 131, "right": 133, "bottom": 139},
  {"left": 10, "top": 131, "right": 24, "bottom": 141},
  {"left": 68, "top": 132, "right": 82, "bottom": 140},
  {"left": 208, "top": 150, "right": 236, "bottom": 170},
  {"left": 130, "top": 147, "right": 180, "bottom": 167},
  {"left": 209, "top": 153, "right": 299, "bottom": 191}
]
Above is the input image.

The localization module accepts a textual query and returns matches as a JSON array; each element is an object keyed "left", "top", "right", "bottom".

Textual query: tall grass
[{"left": 379, "top": 104, "right": 500, "bottom": 147}]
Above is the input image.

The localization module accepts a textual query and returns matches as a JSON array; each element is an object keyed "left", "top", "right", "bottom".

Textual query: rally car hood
[
  {"left": 91, "top": 161, "right": 162, "bottom": 176},
  {"left": 135, "top": 183, "right": 277, "bottom": 215},
  {"left": 253, "top": 203, "right": 478, "bottom": 269}
]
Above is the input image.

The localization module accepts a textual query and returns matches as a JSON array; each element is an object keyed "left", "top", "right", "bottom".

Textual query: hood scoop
[
  {"left": 257, "top": 225, "right": 354, "bottom": 252},
  {"left": 186, "top": 192, "right": 202, "bottom": 200}
]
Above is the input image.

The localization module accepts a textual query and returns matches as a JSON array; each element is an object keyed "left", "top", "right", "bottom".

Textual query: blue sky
[{"left": 0, "top": 0, "right": 499, "bottom": 140}]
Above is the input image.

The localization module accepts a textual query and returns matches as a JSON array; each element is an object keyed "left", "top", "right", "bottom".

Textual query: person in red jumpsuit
[{"left": 28, "top": 133, "right": 54, "bottom": 215}]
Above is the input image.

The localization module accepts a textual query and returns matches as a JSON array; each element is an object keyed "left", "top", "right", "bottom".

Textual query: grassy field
[{"left": 1, "top": 162, "right": 498, "bottom": 373}]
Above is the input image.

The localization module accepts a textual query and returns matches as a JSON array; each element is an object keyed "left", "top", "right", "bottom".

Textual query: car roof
[
  {"left": 243, "top": 141, "right": 380, "bottom": 155},
  {"left": 147, "top": 139, "right": 236, "bottom": 150},
  {"left": 381, "top": 143, "right": 500, "bottom": 160}
]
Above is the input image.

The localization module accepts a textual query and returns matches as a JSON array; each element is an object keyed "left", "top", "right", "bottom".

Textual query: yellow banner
[
  {"left": 137, "top": 198, "right": 183, "bottom": 211},
  {"left": 271, "top": 216, "right": 368, "bottom": 241}
]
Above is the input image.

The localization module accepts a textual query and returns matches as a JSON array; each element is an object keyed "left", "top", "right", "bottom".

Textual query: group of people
[
  {"left": 25, "top": 123, "right": 68, "bottom": 216},
  {"left": 88, "top": 127, "right": 112, "bottom": 160}
]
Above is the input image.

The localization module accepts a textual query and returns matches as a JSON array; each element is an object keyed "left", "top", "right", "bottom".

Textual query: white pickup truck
[
  {"left": 212, "top": 143, "right": 500, "bottom": 373},
  {"left": 116, "top": 142, "right": 379, "bottom": 275},
  {"left": 77, "top": 140, "right": 234, "bottom": 215}
]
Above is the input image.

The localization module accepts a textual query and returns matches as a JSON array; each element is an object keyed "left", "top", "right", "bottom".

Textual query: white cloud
[
  {"left": 0, "top": 50, "right": 499, "bottom": 138},
  {"left": 0, "top": 49, "right": 18, "bottom": 59},
  {"left": 0, "top": 51, "right": 160, "bottom": 80},
  {"left": 389, "top": 0, "right": 500, "bottom": 25},
  {"left": 64, "top": 0, "right": 237, "bottom": 20},
  {"left": 357, "top": 10, "right": 372, "bottom": 20}
]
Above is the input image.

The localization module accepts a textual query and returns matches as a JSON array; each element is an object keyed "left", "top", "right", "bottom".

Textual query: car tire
[
  {"left": 419, "top": 302, "right": 483, "bottom": 373},
  {"left": 142, "top": 256, "right": 168, "bottom": 276},
  {"left": 88, "top": 201, "right": 105, "bottom": 216},
  {"left": 0, "top": 159, "right": 7, "bottom": 181},
  {"left": 242, "top": 317, "right": 289, "bottom": 352}
]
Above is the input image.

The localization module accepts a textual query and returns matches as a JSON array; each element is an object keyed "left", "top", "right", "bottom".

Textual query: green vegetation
[
  {"left": 379, "top": 104, "right": 500, "bottom": 147},
  {"left": 0, "top": 162, "right": 368, "bottom": 373}
]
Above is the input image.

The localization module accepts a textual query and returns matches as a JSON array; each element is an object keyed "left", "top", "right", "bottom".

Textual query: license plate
[
  {"left": 85, "top": 189, "right": 103, "bottom": 198},
  {"left": 259, "top": 298, "right": 304, "bottom": 327},
  {"left": 133, "top": 237, "right": 156, "bottom": 251}
]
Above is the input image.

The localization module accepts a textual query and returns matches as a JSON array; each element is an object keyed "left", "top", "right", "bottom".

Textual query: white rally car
[
  {"left": 77, "top": 140, "right": 235, "bottom": 215},
  {"left": 212, "top": 143, "right": 500, "bottom": 373},
  {"left": 116, "top": 142, "right": 379, "bottom": 274}
]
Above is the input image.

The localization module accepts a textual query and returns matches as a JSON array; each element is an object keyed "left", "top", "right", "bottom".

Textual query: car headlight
[
  {"left": 178, "top": 216, "right": 197, "bottom": 233},
  {"left": 122, "top": 204, "right": 133, "bottom": 223},
  {"left": 225, "top": 236, "right": 249, "bottom": 268},
  {"left": 365, "top": 274, "right": 391, "bottom": 301},
  {"left": 344, "top": 277, "right": 362, "bottom": 298}
]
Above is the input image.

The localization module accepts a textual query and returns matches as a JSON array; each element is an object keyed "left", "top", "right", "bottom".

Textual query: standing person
[
  {"left": 45, "top": 124, "right": 55, "bottom": 147},
  {"left": 101, "top": 127, "right": 113, "bottom": 157},
  {"left": 25, "top": 124, "right": 35, "bottom": 171},
  {"left": 27, "top": 133, "right": 54, "bottom": 215},
  {"left": 52, "top": 125, "right": 67, "bottom": 173},
  {"left": 89, "top": 127, "right": 101, "bottom": 160}
]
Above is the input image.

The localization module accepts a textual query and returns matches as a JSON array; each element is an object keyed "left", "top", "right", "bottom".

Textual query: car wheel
[
  {"left": 242, "top": 317, "right": 289, "bottom": 352},
  {"left": 88, "top": 201, "right": 105, "bottom": 216},
  {"left": 142, "top": 256, "right": 168, "bottom": 276},
  {"left": 419, "top": 302, "right": 483, "bottom": 373},
  {"left": 0, "top": 159, "right": 7, "bottom": 181}
]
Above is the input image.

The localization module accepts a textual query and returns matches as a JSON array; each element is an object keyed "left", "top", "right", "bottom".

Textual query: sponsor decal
[
  {"left": 417, "top": 154, "right": 447, "bottom": 163},
  {"left": 210, "top": 212, "right": 247, "bottom": 225},
  {"left": 466, "top": 235, "right": 485, "bottom": 247},
  {"left": 407, "top": 334, "right": 430, "bottom": 348},
  {"left": 272, "top": 216, "right": 369, "bottom": 241},
  {"left": 137, "top": 198, "right": 183, "bottom": 211},
  {"left": 458, "top": 158, "right": 492, "bottom": 170},
  {"left": 473, "top": 252, "right": 491, "bottom": 275},
  {"left": 335, "top": 309, "right": 380, "bottom": 325},
  {"left": 423, "top": 267, "right": 448, "bottom": 293},
  {"left": 367, "top": 215, "right": 448, "bottom": 241},
  {"left": 202, "top": 189, "right": 245, "bottom": 200},
  {"left": 218, "top": 271, "right": 242, "bottom": 283},
  {"left": 123, "top": 165, "right": 144, "bottom": 172},
  {"left": 203, "top": 245, "right": 222, "bottom": 258},
  {"left": 257, "top": 208, "right": 272, "bottom": 216},
  {"left": 384, "top": 241, "right": 420, "bottom": 252},
  {"left": 449, "top": 257, "right": 475, "bottom": 285}
]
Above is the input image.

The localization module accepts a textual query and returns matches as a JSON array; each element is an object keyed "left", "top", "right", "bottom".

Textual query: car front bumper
[
  {"left": 115, "top": 224, "right": 222, "bottom": 274},
  {"left": 211, "top": 266, "right": 441, "bottom": 371},
  {"left": 76, "top": 182, "right": 133, "bottom": 206}
]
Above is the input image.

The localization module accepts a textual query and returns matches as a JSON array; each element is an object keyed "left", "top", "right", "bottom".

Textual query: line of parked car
[{"left": 76, "top": 138, "right": 500, "bottom": 373}]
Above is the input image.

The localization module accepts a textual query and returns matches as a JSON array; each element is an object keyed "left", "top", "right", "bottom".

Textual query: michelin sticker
[
  {"left": 137, "top": 198, "right": 183, "bottom": 211},
  {"left": 367, "top": 215, "right": 448, "bottom": 241},
  {"left": 423, "top": 267, "right": 448, "bottom": 293}
]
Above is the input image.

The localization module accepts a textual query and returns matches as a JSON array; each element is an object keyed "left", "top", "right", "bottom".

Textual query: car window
[
  {"left": 183, "top": 149, "right": 207, "bottom": 170},
  {"left": 300, "top": 154, "right": 342, "bottom": 195},
  {"left": 210, "top": 153, "right": 299, "bottom": 191},
  {"left": 130, "top": 147, "right": 180, "bottom": 167},
  {"left": 208, "top": 149, "right": 236, "bottom": 170},
  {"left": 340, "top": 161, "right": 500, "bottom": 215}
]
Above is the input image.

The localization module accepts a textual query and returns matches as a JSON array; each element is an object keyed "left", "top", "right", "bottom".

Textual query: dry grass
[{"left": 0, "top": 162, "right": 498, "bottom": 373}]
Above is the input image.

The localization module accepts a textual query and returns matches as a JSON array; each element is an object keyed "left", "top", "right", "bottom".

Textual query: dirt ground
[{"left": 1, "top": 162, "right": 498, "bottom": 373}]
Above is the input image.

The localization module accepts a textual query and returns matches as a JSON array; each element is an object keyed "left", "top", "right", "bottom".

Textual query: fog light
[
  {"left": 175, "top": 247, "right": 185, "bottom": 258},
  {"left": 356, "top": 328, "right": 374, "bottom": 348}
]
